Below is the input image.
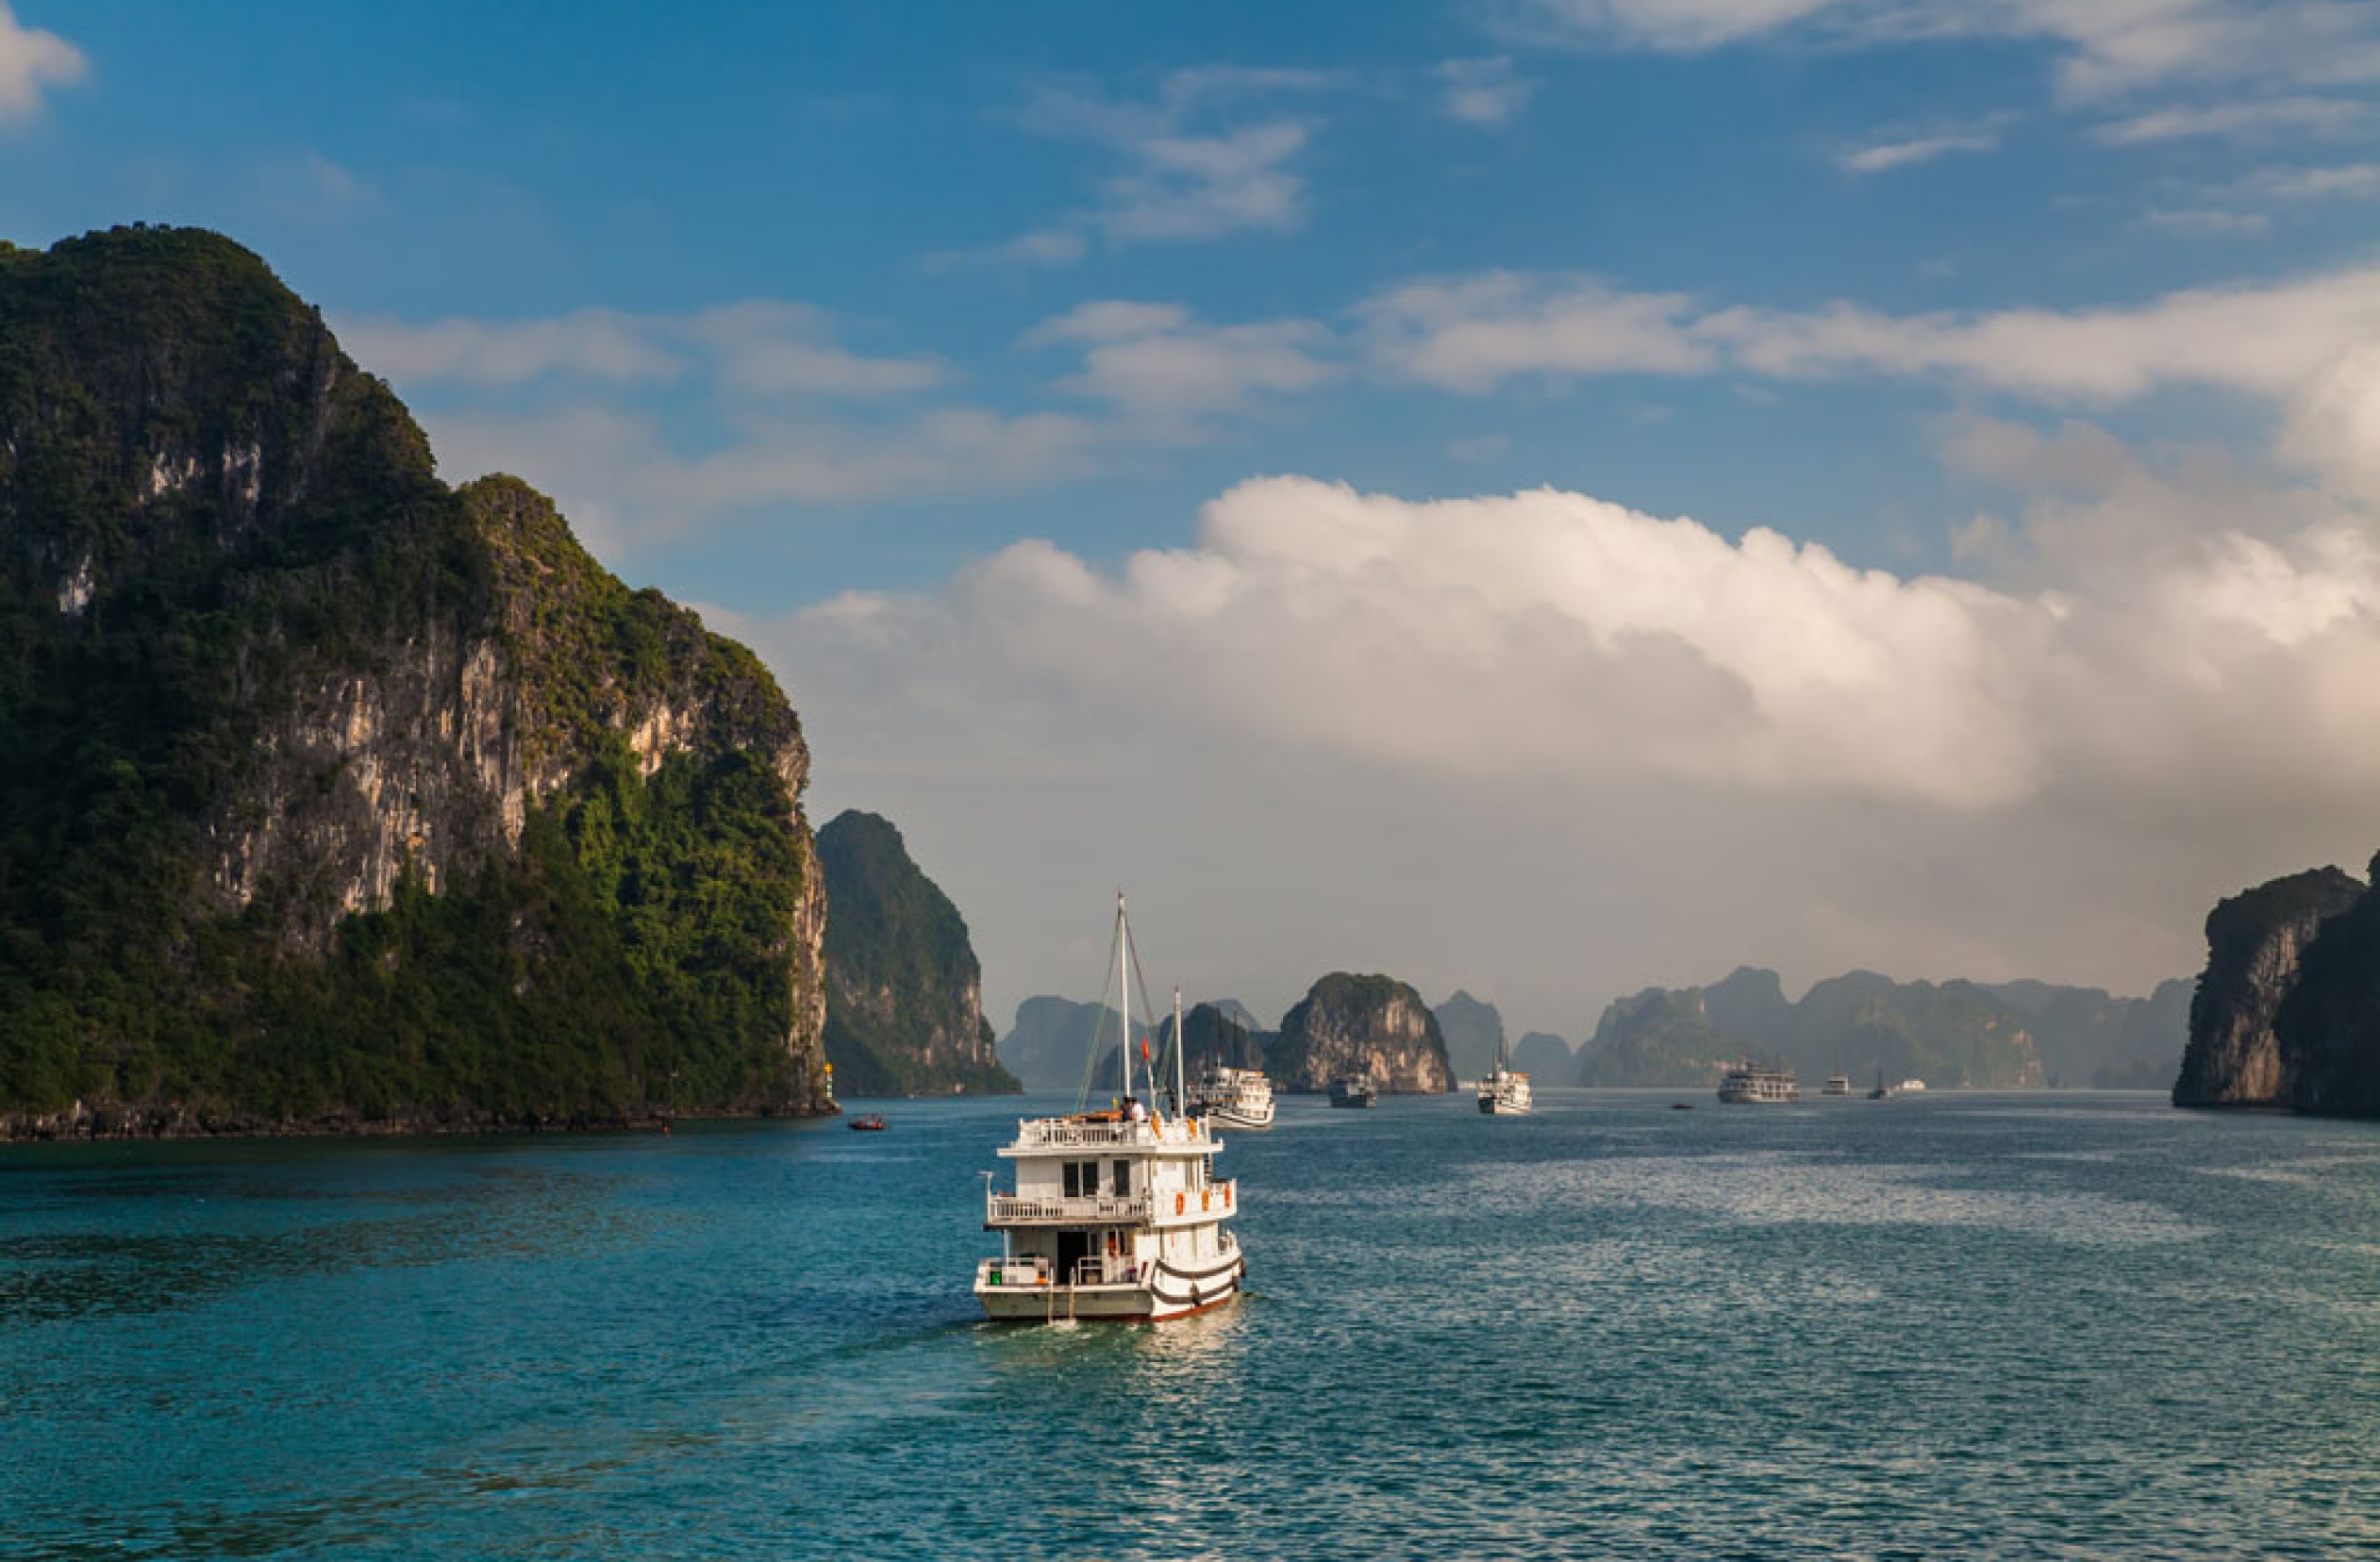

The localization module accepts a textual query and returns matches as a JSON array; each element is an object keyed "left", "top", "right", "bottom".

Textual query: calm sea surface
[{"left": 5, "top": 1090, "right": 2377, "bottom": 1560}]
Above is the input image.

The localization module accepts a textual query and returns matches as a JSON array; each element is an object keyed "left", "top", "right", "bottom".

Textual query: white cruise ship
[
  {"left": 974, "top": 895, "right": 1246, "bottom": 1323},
  {"left": 1477, "top": 1038, "right": 1532, "bottom": 1116},
  {"left": 1186, "top": 1063, "right": 1275, "bottom": 1130},
  {"left": 1717, "top": 1060, "right": 1800, "bottom": 1104}
]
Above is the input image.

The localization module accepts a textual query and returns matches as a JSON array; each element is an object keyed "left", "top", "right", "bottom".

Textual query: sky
[{"left": 8, "top": 1, "right": 2380, "bottom": 1039}]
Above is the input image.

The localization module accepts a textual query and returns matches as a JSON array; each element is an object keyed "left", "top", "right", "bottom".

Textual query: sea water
[{"left": 4, "top": 1091, "right": 2376, "bottom": 1559}]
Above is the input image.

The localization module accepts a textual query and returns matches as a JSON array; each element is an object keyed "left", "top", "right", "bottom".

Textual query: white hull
[
  {"left": 1207, "top": 1103, "right": 1274, "bottom": 1130},
  {"left": 1479, "top": 1096, "right": 1531, "bottom": 1115},
  {"left": 976, "top": 1253, "right": 1246, "bottom": 1323}
]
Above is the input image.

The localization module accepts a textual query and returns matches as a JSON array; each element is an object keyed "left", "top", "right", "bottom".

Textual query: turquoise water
[{"left": 6, "top": 1091, "right": 2378, "bottom": 1559}]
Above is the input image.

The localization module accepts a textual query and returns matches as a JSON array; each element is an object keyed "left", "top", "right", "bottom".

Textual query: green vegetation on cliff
[
  {"left": 0, "top": 225, "right": 825, "bottom": 1130},
  {"left": 816, "top": 810, "right": 1017, "bottom": 1096}
]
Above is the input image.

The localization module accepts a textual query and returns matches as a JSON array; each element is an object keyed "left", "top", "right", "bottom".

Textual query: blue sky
[{"left": 10, "top": 2, "right": 2380, "bottom": 1033}]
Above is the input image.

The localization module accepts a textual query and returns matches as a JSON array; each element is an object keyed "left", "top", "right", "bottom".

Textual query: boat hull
[
  {"left": 975, "top": 1254, "right": 1247, "bottom": 1323},
  {"left": 1206, "top": 1105, "right": 1274, "bottom": 1130}
]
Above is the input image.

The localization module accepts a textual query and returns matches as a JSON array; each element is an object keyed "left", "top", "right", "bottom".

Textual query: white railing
[
  {"left": 986, "top": 1190, "right": 1154, "bottom": 1224},
  {"left": 1007, "top": 1115, "right": 1208, "bottom": 1151},
  {"left": 984, "top": 1177, "right": 1240, "bottom": 1226},
  {"left": 974, "top": 1255, "right": 1149, "bottom": 1289}
]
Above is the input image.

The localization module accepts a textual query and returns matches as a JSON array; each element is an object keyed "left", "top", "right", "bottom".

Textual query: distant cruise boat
[
  {"left": 1868, "top": 1070, "right": 1894, "bottom": 1100},
  {"left": 973, "top": 895, "right": 1245, "bottom": 1323},
  {"left": 1822, "top": 1072, "right": 1853, "bottom": 1097},
  {"left": 1477, "top": 1038, "right": 1532, "bottom": 1116},
  {"left": 1717, "top": 1060, "right": 1800, "bottom": 1104},
  {"left": 1187, "top": 1063, "right": 1275, "bottom": 1130},
  {"left": 1329, "top": 1076, "right": 1377, "bottom": 1108},
  {"left": 1899, "top": 1078, "right": 1927, "bottom": 1093}
]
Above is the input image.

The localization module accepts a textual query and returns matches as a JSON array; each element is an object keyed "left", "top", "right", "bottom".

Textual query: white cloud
[
  {"left": 2139, "top": 207, "right": 2272, "bottom": 237},
  {"left": 0, "top": 2, "right": 83, "bottom": 123},
  {"left": 2282, "top": 343, "right": 2380, "bottom": 507},
  {"left": 422, "top": 403, "right": 1095, "bottom": 555},
  {"left": 1436, "top": 57, "right": 1535, "bottom": 126},
  {"left": 2241, "top": 161, "right": 2380, "bottom": 201},
  {"left": 758, "top": 465, "right": 2380, "bottom": 1030},
  {"left": 1838, "top": 125, "right": 2003, "bottom": 174},
  {"left": 337, "top": 303, "right": 943, "bottom": 396},
  {"left": 1358, "top": 274, "right": 1714, "bottom": 391},
  {"left": 2092, "top": 94, "right": 2371, "bottom": 143},
  {"left": 1503, "top": 0, "right": 2380, "bottom": 99},
  {"left": 1025, "top": 300, "right": 1335, "bottom": 418},
  {"left": 1364, "top": 263, "right": 2380, "bottom": 404},
  {"left": 957, "top": 68, "right": 1337, "bottom": 263}
]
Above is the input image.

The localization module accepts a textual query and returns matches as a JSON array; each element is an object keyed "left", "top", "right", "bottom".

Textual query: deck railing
[
  {"left": 1007, "top": 1116, "right": 1208, "bottom": 1150},
  {"left": 985, "top": 1189, "right": 1154, "bottom": 1224}
]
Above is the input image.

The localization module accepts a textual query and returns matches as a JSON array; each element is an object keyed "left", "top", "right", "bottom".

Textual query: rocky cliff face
[
  {"left": 1575, "top": 987, "right": 1734, "bottom": 1086},
  {"left": 1432, "top": 989, "right": 1506, "bottom": 1080},
  {"left": 816, "top": 810, "right": 1016, "bottom": 1096},
  {"left": 1271, "top": 973, "right": 1453, "bottom": 1093},
  {"left": 1576, "top": 967, "right": 2049, "bottom": 1088},
  {"left": 0, "top": 226, "right": 830, "bottom": 1133},
  {"left": 2174, "top": 866, "right": 2366, "bottom": 1108}
]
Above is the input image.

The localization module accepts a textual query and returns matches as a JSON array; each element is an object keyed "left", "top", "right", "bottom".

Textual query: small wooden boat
[{"left": 848, "top": 1113, "right": 889, "bottom": 1131}]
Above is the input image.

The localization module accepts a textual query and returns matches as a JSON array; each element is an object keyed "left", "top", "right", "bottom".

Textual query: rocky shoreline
[{"left": 0, "top": 1100, "right": 837, "bottom": 1143}]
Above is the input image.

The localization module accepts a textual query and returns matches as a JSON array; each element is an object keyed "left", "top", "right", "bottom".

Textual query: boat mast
[
  {"left": 1173, "top": 984, "right": 1186, "bottom": 1118},
  {"left": 1117, "top": 890, "right": 1134, "bottom": 1102}
]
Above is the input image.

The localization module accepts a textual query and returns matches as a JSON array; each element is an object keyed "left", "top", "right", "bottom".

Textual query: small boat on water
[
  {"left": 1868, "top": 1070, "right": 1893, "bottom": 1100},
  {"left": 1187, "top": 1062, "right": 1275, "bottom": 1130},
  {"left": 1899, "top": 1077, "right": 1927, "bottom": 1093},
  {"left": 848, "top": 1113, "right": 888, "bottom": 1131},
  {"left": 1822, "top": 1072, "right": 1853, "bottom": 1097},
  {"left": 1717, "top": 1059, "right": 1800, "bottom": 1104},
  {"left": 1477, "top": 1038, "right": 1532, "bottom": 1116},
  {"left": 973, "top": 894, "right": 1246, "bottom": 1324},
  {"left": 1329, "top": 1076, "right": 1377, "bottom": 1108}
]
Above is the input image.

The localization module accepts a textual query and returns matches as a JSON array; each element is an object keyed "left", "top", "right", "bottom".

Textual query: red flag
[{"left": 1140, "top": 1037, "right": 1152, "bottom": 1061}]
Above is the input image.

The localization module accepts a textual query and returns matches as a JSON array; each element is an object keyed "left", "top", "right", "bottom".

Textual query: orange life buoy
[
  {"left": 1224, "top": 1184, "right": 1232, "bottom": 1207},
  {"left": 1174, "top": 1192, "right": 1185, "bottom": 1215},
  {"left": 1202, "top": 1188, "right": 1211, "bottom": 1211}
]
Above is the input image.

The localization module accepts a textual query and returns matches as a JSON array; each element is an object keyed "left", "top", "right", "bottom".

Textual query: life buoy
[
  {"left": 1174, "top": 1192, "right": 1185, "bottom": 1215},
  {"left": 1223, "top": 1184, "right": 1232, "bottom": 1207},
  {"left": 1202, "top": 1189, "right": 1211, "bottom": 1211}
]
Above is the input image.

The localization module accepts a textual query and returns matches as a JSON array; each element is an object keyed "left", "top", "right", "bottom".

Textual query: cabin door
[{"left": 1056, "top": 1230, "right": 1089, "bottom": 1287}]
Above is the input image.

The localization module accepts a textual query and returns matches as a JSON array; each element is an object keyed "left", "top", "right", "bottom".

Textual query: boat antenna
[
  {"left": 1117, "top": 890, "right": 1135, "bottom": 1104},
  {"left": 1172, "top": 984, "right": 1187, "bottom": 1118}
]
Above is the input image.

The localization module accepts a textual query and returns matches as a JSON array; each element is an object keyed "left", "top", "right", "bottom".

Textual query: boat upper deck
[{"left": 997, "top": 1112, "right": 1222, "bottom": 1158}]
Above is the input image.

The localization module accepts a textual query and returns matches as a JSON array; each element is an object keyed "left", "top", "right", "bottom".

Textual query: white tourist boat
[
  {"left": 1822, "top": 1072, "right": 1853, "bottom": 1096},
  {"left": 1717, "top": 1059, "right": 1801, "bottom": 1104},
  {"left": 1186, "top": 1062, "right": 1275, "bottom": 1130},
  {"left": 974, "top": 895, "right": 1247, "bottom": 1324},
  {"left": 1477, "top": 1039, "right": 1532, "bottom": 1116}
]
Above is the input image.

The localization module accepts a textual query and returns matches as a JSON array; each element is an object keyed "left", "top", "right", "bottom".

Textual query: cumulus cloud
[
  {"left": 0, "top": 2, "right": 82, "bottom": 123},
  {"left": 1363, "top": 263, "right": 2380, "bottom": 402},
  {"left": 755, "top": 467, "right": 2380, "bottom": 1031}
]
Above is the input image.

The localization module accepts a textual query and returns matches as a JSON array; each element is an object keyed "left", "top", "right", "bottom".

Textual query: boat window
[
  {"left": 1064, "top": 1160, "right": 1089, "bottom": 1198},
  {"left": 1111, "top": 1159, "right": 1131, "bottom": 1196}
]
